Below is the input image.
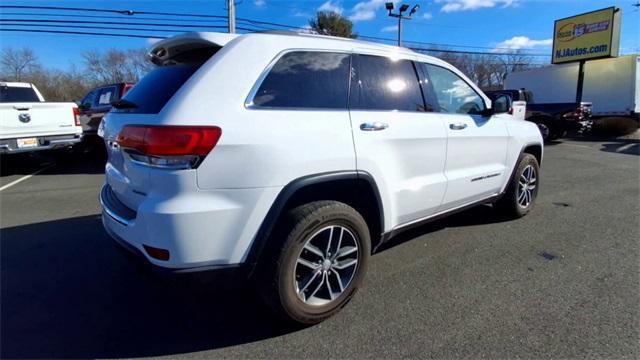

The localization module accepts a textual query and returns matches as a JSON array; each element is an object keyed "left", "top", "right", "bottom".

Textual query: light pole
[{"left": 386, "top": 3, "right": 420, "bottom": 47}]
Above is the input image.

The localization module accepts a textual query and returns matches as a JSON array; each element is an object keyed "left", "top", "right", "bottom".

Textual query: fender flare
[{"left": 244, "top": 170, "right": 384, "bottom": 267}]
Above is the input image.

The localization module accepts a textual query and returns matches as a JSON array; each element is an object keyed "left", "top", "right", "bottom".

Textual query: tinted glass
[
  {"left": 351, "top": 55, "right": 425, "bottom": 112},
  {"left": 0, "top": 86, "right": 40, "bottom": 102},
  {"left": 423, "top": 64, "right": 485, "bottom": 115},
  {"left": 114, "top": 65, "right": 199, "bottom": 114},
  {"left": 97, "top": 86, "right": 117, "bottom": 107},
  {"left": 252, "top": 51, "right": 350, "bottom": 109},
  {"left": 81, "top": 89, "right": 98, "bottom": 109}
]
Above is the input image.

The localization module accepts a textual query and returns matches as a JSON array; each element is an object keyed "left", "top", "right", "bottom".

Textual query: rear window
[
  {"left": 1, "top": 86, "right": 40, "bottom": 103},
  {"left": 113, "top": 65, "right": 199, "bottom": 114},
  {"left": 250, "top": 51, "right": 351, "bottom": 109}
]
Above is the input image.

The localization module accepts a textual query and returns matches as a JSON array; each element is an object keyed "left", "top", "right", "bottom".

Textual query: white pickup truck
[{"left": 0, "top": 82, "right": 83, "bottom": 154}]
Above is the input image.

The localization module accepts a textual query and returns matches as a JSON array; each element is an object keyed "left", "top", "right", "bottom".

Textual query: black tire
[
  {"left": 495, "top": 153, "right": 540, "bottom": 218},
  {"left": 257, "top": 201, "right": 371, "bottom": 324}
]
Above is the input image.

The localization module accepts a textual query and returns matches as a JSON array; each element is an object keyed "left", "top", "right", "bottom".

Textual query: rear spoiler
[{"left": 148, "top": 32, "right": 239, "bottom": 66}]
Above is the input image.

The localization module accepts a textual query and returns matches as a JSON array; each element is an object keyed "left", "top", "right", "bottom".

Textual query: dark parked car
[
  {"left": 78, "top": 83, "right": 134, "bottom": 135},
  {"left": 485, "top": 89, "right": 592, "bottom": 141}
]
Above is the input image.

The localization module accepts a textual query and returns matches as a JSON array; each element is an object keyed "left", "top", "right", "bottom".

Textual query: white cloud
[
  {"left": 422, "top": 12, "right": 433, "bottom": 20},
  {"left": 381, "top": 25, "right": 398, "bottom": 33},
  {"left": 437, "top": 0, "right": 519, "bottom": 13},
  {"left": 493, "top": 36, "right": 552, "bottom": 52},
  {"left": 349, "top": 0, "right": 386, "bottom": 22},
  {"left": 254, "top": 0, "right": 266, "bottom": 7},
  {"left": 318, "top": 0, "right": 344, "bottom": 14},
  {"left": 293, "top": 10, "right": 311, "bottom": 18}
]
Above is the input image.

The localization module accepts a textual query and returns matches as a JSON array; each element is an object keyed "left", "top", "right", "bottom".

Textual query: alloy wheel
[
  {"left": 518, "top": 164, "right": 537, "bottom": 208},
  {"left": 294, "top": 225, "right": 359, "bottom": 306}
]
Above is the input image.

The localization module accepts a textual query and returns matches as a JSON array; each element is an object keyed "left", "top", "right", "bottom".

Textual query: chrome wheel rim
[
  {"left": 294, "top": 225, "right": 359, "bottom": 306},
  {"left": 518, "top": 164, "right": 536, "bottom": 208}
]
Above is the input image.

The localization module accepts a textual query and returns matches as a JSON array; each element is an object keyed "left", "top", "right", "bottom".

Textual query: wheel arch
[
  {"left": 245, "top": 171, "right": 384, "bottom": 269},
  {"left": 523, "top": 143, "right": 543, "bottom": 166}
]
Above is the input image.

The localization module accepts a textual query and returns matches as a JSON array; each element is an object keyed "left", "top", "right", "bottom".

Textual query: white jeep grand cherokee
[{"left": 100, "top": 31, "right": 543, "bottom": 324}]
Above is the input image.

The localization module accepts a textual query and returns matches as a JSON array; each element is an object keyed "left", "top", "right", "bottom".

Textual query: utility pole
[
  {"left": 228, "top": 0, "right": 235, "bottom": 34},
  {"left": 385, "top": 3, "right": 419, "bottom": 47}
]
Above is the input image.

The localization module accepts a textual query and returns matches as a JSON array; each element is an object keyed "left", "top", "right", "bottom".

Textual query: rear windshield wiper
[{"left": 111, "top": 99, "right": 138, "bottom": 109}]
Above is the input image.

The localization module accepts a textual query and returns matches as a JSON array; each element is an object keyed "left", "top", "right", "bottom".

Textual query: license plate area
[{"left": 17, "top": 137, "right": 39, "bottom": 148}]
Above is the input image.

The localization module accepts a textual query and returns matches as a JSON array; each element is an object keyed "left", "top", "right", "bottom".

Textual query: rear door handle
[
  {"left": 360, "top": 122, "right": 389, "bottom": 131},
  {"left": 449, "top": 123, "right": 468, "bottom": 130}
]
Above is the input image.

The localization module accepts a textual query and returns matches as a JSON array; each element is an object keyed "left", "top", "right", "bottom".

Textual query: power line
[
  {"left": 0, "top": 18, "right": 240, "bottom": 29},
  {"left": 0, "top": 27, "right": 548, "bottom": 66},
  {"left": 0, "top": 4, "right": 549, "bottom": 53},
  {"left": 0, "top": 28, "right": 168, "bottom": 39},
  {"left": 0, "top": 12, "right": 229, "bottom": 24},
  {"left": 0, "top": 22, "right": 222, "bottom": 34}
]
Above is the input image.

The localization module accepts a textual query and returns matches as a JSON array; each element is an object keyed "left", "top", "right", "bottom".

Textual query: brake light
[
  {"left": 72, "top": 107, "right": 81, "bottom": 127},
  {"left": 117, "top": 125, "right": 221, "bottom": 169}
]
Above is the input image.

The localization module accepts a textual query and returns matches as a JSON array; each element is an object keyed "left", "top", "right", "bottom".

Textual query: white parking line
[
  {"left": 0, "top": 163, "right": 56, "bottom": 192},
  {"left": 616, "top": 143, "right": 636, "bottom": 153}
]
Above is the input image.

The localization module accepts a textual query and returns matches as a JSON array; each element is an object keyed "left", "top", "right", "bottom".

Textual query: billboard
[{"left": 552, "top": 7, "right": 621, "bottom": 64}]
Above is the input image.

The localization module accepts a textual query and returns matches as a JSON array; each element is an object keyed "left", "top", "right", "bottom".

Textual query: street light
[{"left": 386, "top": 3, "right": 420, "bottom": 47}]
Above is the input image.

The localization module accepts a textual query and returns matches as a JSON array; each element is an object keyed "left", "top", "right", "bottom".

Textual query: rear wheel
[
  {"left": 495, "top": 153, "right": 539, "bottom": 218},
  {"left": 257, "top": 201, "right": 370, "bottom": 324}
]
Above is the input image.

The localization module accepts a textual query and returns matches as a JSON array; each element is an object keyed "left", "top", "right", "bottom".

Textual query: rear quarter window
[{"left": 250, "top": 51, "right": 351, "bottom": 109}]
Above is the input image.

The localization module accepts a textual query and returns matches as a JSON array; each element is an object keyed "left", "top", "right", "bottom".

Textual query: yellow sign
[{"left": 552, "top": 7, "right": 621, "bottom": 64}]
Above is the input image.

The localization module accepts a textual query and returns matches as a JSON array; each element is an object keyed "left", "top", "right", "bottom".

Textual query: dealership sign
[{"left": 552, "top": 7, "right": 621, "bottom": 64}]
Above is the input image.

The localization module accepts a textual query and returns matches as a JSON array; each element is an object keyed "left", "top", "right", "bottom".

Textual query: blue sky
[{"left": 1, "top": 0, "right": 638, "bottom": 70}]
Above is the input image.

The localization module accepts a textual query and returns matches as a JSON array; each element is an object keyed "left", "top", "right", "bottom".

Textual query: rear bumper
[
  {"left": 0, "top": 134, "right": 83, "bottom": 154},
  {"left": 99, "top": 182, "right": 280, "bottom": 272}
]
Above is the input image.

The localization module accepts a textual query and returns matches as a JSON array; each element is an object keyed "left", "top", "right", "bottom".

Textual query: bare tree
[
  {"left": 82, "top": 48, "right": 152, "bottom": 85},
  {"left": 1, "top": 47, "right": 40, "bottom": 81}
]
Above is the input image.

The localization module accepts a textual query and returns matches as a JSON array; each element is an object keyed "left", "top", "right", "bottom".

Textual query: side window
[
  {"left": 97, "top": 86, "right": 117, "bottom": 107},
  {"left": 423, "top": 64, "right": 485, "bottom": 115},
  {"left": 493, "top": 94, "right": 510, "bottom": 112},
  {"left": 351, "top": 55, "right": 425, "bottom": 112},
  {"left": 81, "top": 90, "right": 98, "bottom": 109},
  {"left": 251, "top": 51, "right": 350, "bottom": 109}
]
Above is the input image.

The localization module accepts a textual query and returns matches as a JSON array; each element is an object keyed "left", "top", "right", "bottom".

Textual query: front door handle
[
  {"left": 449, "top": 123, "right": 468, "bottom": 130},
  {"left": 360, "top": 122, "right": 389, "bottom": 131}
]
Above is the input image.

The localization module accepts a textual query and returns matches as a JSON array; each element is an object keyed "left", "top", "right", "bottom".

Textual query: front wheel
[
  {"left": 257, "top": 201, "right": 371, "bottom": 324},
  {"left": 495, "top": 153, "right": 540, "bottom": 218}
]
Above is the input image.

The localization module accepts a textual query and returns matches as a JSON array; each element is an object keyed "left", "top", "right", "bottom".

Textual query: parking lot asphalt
[{"left": 1, "top": 137, "right": 639, "bottom": 359}]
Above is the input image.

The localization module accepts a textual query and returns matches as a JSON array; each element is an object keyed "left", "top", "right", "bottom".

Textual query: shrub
[{"left": 592, "top": 117, "right": 639, "bottom": 136}]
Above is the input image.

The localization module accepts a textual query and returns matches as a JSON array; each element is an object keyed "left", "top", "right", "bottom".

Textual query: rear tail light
[
  {"left": 72, "top": 107, "right": 81, "bottom": 127},
  {"left": 117, "top": 125, "right": 222, "bottom": 169}
]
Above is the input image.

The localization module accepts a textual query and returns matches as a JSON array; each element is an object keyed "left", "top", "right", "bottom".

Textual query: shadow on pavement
[
  {"left": 599, "top": 141, "right": 639, "bottom": 156},
  {"left": 2, "top": 204, "right": 514, "bottom": 358},
  {"left": 0, "top": 144, "right": 106, "bottom": 178},
  {"left": 375, "top": 204, "right": 509, "bottom": 254},
  {"left": 1, "top": 215, "right": 295, "bottom": 358}
]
